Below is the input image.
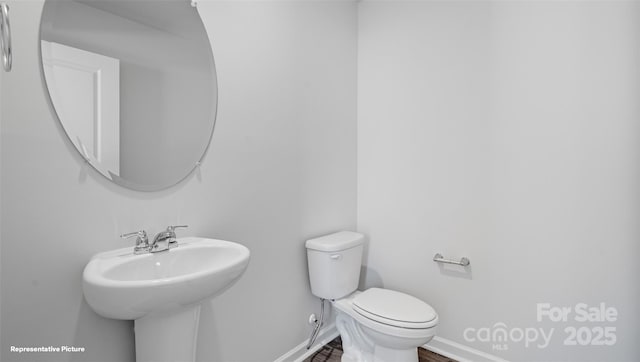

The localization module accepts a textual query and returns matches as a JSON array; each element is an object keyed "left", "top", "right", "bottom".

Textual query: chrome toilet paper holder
[{"left": 433, "top": 253, "right": 470, "bottom": 266}]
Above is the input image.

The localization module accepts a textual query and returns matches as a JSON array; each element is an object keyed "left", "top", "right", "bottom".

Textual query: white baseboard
[
  {"left": 423, "top": 336, "right": 510, "bottom": 362},
  {"left": 273, "top": 323, "right": 339, "bottom": 362}
]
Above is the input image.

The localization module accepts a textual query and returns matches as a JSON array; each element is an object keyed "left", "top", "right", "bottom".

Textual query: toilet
[{"left": 306, "top": 231, "right": 438, "bottom": 362}]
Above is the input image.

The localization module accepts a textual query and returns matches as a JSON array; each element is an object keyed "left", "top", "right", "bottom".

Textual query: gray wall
[
  {"left": 0, "top": 1, "right": 357, "bottom": 362},
  {"left": 357, "top": 1, "right": 640, "bottom": 361}
]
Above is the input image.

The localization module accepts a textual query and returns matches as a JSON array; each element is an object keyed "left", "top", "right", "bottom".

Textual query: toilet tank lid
[{"left": 305, "top": 231, "right": 364, "bottom": 252}]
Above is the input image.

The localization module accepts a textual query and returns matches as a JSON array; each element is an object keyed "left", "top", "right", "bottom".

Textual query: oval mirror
[{"left": 39, "top": 0, "right": 217, "bottom": 191}]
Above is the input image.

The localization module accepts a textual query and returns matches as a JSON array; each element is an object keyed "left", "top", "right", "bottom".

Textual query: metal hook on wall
[{"left": 1, "top": 2, "right": 11, "bottom": 72}]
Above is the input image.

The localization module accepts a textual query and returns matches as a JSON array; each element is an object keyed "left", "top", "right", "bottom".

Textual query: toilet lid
[{"left": 352, "top": 288, "right": 438, "bottom": 329}]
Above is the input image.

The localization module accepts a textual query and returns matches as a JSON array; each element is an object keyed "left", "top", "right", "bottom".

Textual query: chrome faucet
[
  {"left": 120, "top": 225, "right": 188, "bottom": 254},
  {"left": 150, "top": 225, "right": 188, "bottom": 253}
]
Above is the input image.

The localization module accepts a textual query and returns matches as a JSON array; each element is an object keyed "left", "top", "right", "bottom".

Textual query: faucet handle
[
  {"left": 166, "top": 225, "right": 188, "bottom": 233},
  {"left": 120, "top": 230, "right": 149, "bottom": 253},
  {"left": 120, "top": 230, "right": 147, "bottom": 240}
]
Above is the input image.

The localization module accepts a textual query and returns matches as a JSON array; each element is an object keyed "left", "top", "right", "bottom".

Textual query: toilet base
[
  {"left": 333, "top": 292, "right": 435, "bottom": 362},
  {"left": 336, "top": 308, "right": 422, "bottom": 362},
  {"left": 373, "top": 345, "right": 418, "bottom": 362}
]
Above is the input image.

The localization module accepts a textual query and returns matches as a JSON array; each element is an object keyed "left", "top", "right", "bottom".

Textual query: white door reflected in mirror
[{"left": 42, "top": 41, "right": 120, "bottom": 175}]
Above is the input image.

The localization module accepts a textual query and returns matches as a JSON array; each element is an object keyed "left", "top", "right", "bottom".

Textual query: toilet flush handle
[{"left": 330, "top": 254, "right": 342, "bottom": 260}]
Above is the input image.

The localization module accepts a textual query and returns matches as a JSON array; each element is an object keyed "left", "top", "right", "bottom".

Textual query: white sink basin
[{"left": 83, "top": 237, "right": 250, "bottom": 320}]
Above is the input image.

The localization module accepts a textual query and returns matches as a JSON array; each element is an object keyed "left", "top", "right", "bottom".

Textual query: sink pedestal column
[{"left": 135, "top": 304, "right": 201, "bottom": 362}]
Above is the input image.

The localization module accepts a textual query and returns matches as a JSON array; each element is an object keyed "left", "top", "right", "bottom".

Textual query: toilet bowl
[{"left": 306, "top": 231, "right": 439, "bottom": 362}]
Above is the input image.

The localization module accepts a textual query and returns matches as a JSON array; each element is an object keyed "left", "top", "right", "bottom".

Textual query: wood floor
[{"left": 303, "top": 337, "right": 456, "bottom": 362}]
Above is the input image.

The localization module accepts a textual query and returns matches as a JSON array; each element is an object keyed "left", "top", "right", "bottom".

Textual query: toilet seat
[{"left": 352, "top": 288, "right": 438, "bottom": 329}]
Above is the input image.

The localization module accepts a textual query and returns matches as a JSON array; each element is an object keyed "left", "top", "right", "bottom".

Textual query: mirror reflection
[{"left": 40, "top": 0, "right": 217, "bottom": 191}]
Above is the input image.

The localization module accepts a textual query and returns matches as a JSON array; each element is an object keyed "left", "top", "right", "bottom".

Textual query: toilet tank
[{"left": 305, "top": 231, "right": 364, "bottom": 300}]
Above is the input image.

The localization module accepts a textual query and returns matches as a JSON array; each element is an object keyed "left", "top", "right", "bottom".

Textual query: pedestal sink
[{"left": 83, "top": 237, "right": 250, "bottom": 362}]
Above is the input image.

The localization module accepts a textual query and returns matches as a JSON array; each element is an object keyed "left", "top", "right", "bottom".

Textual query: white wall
[
  {"left": 358, "top": 1, "right": 640, "bottom": 361},
  {"left": 5, "top": 1, "right": 639, "bottom": 361},
  {"left": 0, "top": 1, "right": 357, "bottom": 362}
]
